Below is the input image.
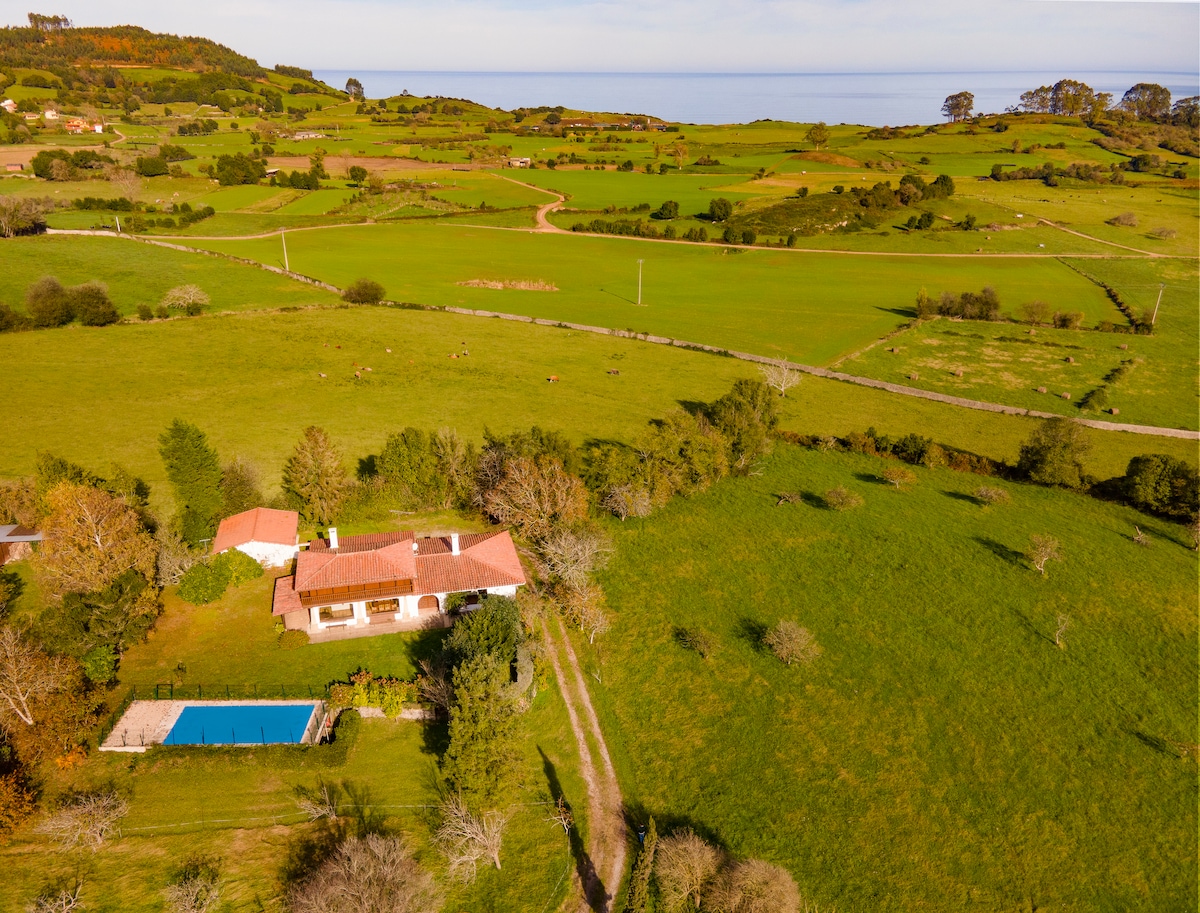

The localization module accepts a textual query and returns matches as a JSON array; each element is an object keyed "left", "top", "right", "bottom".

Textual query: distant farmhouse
[
  {"left": 272, "top": 528, "right": 525, "bottom": 636},
  {"left": 0, "top": 524, "right": 41, "bottom": 564}
]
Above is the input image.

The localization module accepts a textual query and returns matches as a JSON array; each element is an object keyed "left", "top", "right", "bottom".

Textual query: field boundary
[{"left": 40, "top": 231, "right": 1198, "bottom": 440}]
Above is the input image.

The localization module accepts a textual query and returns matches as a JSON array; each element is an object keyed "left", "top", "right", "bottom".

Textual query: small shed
[
  {"left": 212, "top": 508, "right": 300, "bottom": 568},
  {"left": 0, "top": 524, "right": 42, "bottom": 564}
]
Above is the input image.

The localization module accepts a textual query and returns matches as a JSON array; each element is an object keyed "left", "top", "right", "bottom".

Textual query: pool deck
[{"left": 100, "top": 699, "right": 325, "bottom": 752}]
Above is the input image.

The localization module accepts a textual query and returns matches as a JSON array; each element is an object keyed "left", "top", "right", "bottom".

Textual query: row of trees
[{"left": 0, "top": 276, "right": 119, "bottom": 331}]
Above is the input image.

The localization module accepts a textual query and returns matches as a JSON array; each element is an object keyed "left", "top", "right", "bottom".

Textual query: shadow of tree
[
  {"left": 539, "top": 746, "right": 605, "bottom": 912},
  {"left": 735, "top": 616, "right": 768, "bottom": 651},
  {"left": 944, "top": 490, "right": 983, "bottom": 506},
  {"left": 973, "top": 536, "right": 1024, "bottom": 567}
]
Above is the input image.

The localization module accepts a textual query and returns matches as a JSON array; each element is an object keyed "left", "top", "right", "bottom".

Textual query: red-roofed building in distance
[
  {"left": 272, "top": 527, "right": 525, "bottom": 636},
  {"left": 212, "top": 507, "right": 300, "bottom": 567}
]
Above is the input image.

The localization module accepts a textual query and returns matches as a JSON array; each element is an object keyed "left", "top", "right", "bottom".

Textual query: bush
[
  {"left": 675, "top": 626, "right": 714, "bottom": 659},
  {"left": 763, "top": 620, "right": 822, "bottom": 666},
  {"left": 328, "top": 670, "right": 419, "bottom": 717},
  {"left": 136, "top": 304, "right": 153, "bottom": 321},
  {"left": 278, "top": 629, "right": 310, "bottom": 650},
  {"left": 212, "top": 548, "right": 263, "bottom": 586},
  {"left": 177, "top": 561, "right": 231, "bottom": 605},
  {"left": 26, "top": 276, "right": 73, "bottom": 328},
  {"left": 824, "top": 486, "right": 863, "bottom": 510},
  {"left": 70, "top": 282, "right": 119, "bottom": 327},
  {"left": 1053, "top": 311, "right": 1085, "bottom": 330},
  {"left": 975, "top": 486, "right": 1011, "bottom": 506},
  {"left": 341, "top": 278, "right": 386, "bottom": 304},
  {"left": 81, "top": 644, "right": 118, "bottom": 683}
]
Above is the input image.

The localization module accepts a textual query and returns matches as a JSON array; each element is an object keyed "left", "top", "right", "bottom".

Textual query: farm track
[
  {"left": 41, "top": 229, "right": 1198, "bottom": 441},
  {"left": 542, "top": 616, "right": 627, "bottom": 913}
]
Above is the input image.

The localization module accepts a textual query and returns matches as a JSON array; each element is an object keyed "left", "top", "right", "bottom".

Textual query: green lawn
[{"left": 590, "top": 444, "right": 1198, "bottom": 912}]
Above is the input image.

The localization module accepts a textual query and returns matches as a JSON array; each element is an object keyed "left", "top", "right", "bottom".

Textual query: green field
[
  {"left": 0, "top": 236, "right": 341, "bottom": 316},
  {"left": 591, "top": 444, "right": 1198, "bottom": 912},
  {"left": 192, "top": 222, "right": 1120, "bottom": 365}
]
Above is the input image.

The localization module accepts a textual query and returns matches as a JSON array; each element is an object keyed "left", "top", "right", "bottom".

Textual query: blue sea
[{"left": 314, "top": 70, "right": 1198, "bottom": 127}]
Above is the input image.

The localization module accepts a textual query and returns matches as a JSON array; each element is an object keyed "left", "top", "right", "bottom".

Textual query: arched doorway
[{"left": 417, "top": 594, "right": 440, "bottom": 615}]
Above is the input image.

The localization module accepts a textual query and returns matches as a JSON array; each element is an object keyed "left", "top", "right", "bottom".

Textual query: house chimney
[
  {"left": 328, "top": 527, "right": 339, "bottom": 550},
  {"left": 412, "top": 539, "right": 418, "bottom": 555},
  {"left": 450, "top": 533, "right": 460, "bottom": 556}
]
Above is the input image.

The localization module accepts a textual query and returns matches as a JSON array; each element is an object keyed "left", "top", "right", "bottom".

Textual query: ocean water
[{"left": 314, "top": 70, "right": 1199, "bottom": 127}]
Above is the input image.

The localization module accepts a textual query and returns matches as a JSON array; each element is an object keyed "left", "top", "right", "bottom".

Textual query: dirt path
[
  {"left": 499, "top": 175, "right": 567, "bottom": 232},
  {"left": 542, "top": 616, "right": 627, "bottom": 913}
]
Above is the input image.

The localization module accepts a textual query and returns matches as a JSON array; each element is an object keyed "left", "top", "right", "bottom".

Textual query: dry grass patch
[{"left": 456, "top": 279, "right": 558, "bottom": 291}]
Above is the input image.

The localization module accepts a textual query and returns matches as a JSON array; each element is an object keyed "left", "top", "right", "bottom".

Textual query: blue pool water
[{"left": 165, "top": 703, "right": 318, "bottom": 746}]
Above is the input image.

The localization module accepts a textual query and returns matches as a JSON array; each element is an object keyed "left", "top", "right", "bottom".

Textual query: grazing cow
[
  {"left": 548, "top": 375, "right": 559, "bottom": 383},
  {"left": 354, "top": 371, "right": 361, "bottom": 379},
  {"left": 318, "top": 373, "right": 326, "bottom": 378},
  {"left": 607, "top": 369, "right": 620, "bottom": 375},
  {"left": 385, "top": 348, "right": 392, "bottom": 353}
]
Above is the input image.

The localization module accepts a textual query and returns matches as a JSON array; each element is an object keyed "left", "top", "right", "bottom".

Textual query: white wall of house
[{"left": 233, "top": 541, "right": 297, "bottom": 568}]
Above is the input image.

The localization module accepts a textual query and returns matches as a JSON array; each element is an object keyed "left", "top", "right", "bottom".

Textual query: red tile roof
[
  {"left": 273, "top": 529, "right": 525, "bottom": 616},
  {"left": 212, "top": 508, "right": 299, "bottom": 555}
]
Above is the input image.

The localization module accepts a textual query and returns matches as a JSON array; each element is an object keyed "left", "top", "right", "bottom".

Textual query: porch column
[
  {"left": 309, "top": 606, "right": 321, "bottom": 629},
  {"left": 352, "top": 602, "right": 367, "bottom": 624}
]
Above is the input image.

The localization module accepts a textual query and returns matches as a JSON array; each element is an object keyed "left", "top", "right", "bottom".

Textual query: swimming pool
[{"left": 164, "top": 702, "right": 320, "bottom": 746}]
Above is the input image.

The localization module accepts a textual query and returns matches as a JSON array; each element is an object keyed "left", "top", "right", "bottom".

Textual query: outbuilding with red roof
[{"left": 212, "top": 507, "right": 300, "bottom": 568}]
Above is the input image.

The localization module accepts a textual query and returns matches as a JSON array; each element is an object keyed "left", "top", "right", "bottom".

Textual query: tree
[
  {"left": 35, "top": 791, "right": 129, "bottom": 851},
  {"left": 625, "top": 817, "right": 657, "bottom": 913},
  {"left": 348, "top": 165, "right": 368, "bottom": 185},
  {"left": 708, "top": 198, "right": 733, "bottom": 222},
  {"left": 757, "top": 361, "right": 801, "bottom": 397},
  {"left": 942, "top": 92, "right": 974, "bottom": 122},
  {"left": 975, "top": 486, "right": 1010, "bottom": 507},
  {"left": 283, "top": 426, "right": 349, "bottom": 526},
  {"left": 435, "top": 793, "right": 508, "bottom": 881},
  {"left": 344, "top": 78, "right": 365, "bottom": 100},
  {"left": 26, "top": 276, "right": 73, "bottom": 328},
  {"left": 219, "top": 456, "right": 265, "bottom": 518},
  {"left": 763, "top": 620, "right": 822, "bottom": 666},
  {"left": 1026, "top": 534, "right": 1062, "bottom": 577},
  {"left": 1018, "top": 299, "right": 1051, "bottom": 326},
  {"left": 537, "top": 525, "right": 611, "bottom": 594},
  {"left": 160, "top": 285, "right": 210, "bottom": 311},
  {"left": 709, "top": 378, "right": 779, "bottom": 474},
  {"left": 1049, "top": 79, "right": 1095, "bottom": 117},
  {"left": 656, "top": 828, "right": 723, "bottom": 911},
  {"left": 342, "top": 278, "right": 386, "bottom": 304},
  {"left": 1016, "top": 418, "right": 1091, "bottom": 489},
  {"left": 882, "top": 466, "right": 916, "bottom": 489},
  {"left": 107, "top": 166, "right": 142, "bottom": 201},
  {"left": 1121, "top": 83, "right": 1171, "bottom": 121},
  {"left": 805, "top": 121, "right": 829, "bottom": 150},
  {"left": 482, "top": 456, "right": 588, "bottom": 541},
  {"left": 1122, "top": 454, "right": 1199, "bottom": 519},
  {"left": 0, "top": 769, "right": 36, "bottom": 836},
  {"left": 0, "top": 195, "right": 47, "bottom": 238},
  {"left": 70, "top": 281, "right": 119, "bottom": 327},
  {"left": 288, "top": 833, "right": 441, "bottom": 913},
  {"left": 653, "top": 200, "right": 679, "bottom": 220},
  {"left": 0, "top": 626, "right": 73, "bottom": 727},
  {"left": 442, "top": 654, "right": 519, "bottom": 804},
  {"left": 159, "top": 421, "right": 223, "bottom": 546},
  {"left": 35, "top": 482, "right": 157, "bottom": 597},
  {"left": 29, "top": 882, "right": 84, "bottom": 913}
]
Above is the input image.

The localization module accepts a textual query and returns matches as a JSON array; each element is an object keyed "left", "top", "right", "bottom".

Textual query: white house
[
  {"left": 0, "top": 99, "right": 17, "bottom": 114},
  {"left": 271, "top": 528, "right": 525, "bottom": 634},
  {"left": 211, "top": 507, "right": 300, "bottom": 568}
]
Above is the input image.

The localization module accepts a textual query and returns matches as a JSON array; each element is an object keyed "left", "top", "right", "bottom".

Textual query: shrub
[
  {"left": 26, "top": 276, "right": 73, "bottom": 327},
  {"left": 675, "top": 627, "right": 714, "bottom": 659},
  {"left": 1107, "top": 212, "right": 1138, "bottom": 227},
  {"left": 763, "top": 620, "right": 822, "bottom": 666},
  {"left": 177, "top": 561, "right": 231, "bottom": 605},
  {"left": 154, "top": 305, "right": 170, "bottom": 319},
  {"left": 212, "top": 547, "right": 263, "bottom": 586},
  {"left": 278, "top": 629, "right": 310, "bottom": 650},
  {"left": 70, "top": 282, "right": 119, "bottom": 326},
  {"left": 161, "top": 284, "right": 210, "bottom": 311},
  {"left": 882, "top": 466, "right": 916, "bottom": 488},
  {"left": 342, "top": 278, "right": 386, "bottom": 304},
  {"left": 975, "top": 486, "right": 1010, "bottom": 506},
  {"left": 1053, "top": 311, "right": 1084, "bottom": 330},
  {"left": 136, "top": 304, "right": 154, "bottom": 321},
  {"left": 824, "top": 486, "right": 863, "bottom": 510}
]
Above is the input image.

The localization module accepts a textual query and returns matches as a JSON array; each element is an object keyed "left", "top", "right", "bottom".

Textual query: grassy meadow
[
  {"left": 192, "top": 222, "right": 1119, "bottom": 364},
  {"left": 590, "top": 444, "right": 1198, "bottom": 912}
]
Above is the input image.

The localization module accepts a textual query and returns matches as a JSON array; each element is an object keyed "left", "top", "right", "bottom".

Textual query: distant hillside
[{"left": 0, "top": 20, "right": 263, "bottom": 77}]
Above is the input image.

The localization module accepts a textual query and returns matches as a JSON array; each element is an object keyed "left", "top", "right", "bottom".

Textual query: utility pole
[
  {"left": 1150, "top": 283, "right": 1164, "bottom": 327},
  {"left": 282, "top": 231, "right": 289, "bottom": 272},
  {"left": 637, "top": 259, "right": 644, "bottom": 306}
]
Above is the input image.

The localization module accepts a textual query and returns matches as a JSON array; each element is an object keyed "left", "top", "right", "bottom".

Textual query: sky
[{"left": 0, "top": 0, "right": 1196, "bottom": 74}]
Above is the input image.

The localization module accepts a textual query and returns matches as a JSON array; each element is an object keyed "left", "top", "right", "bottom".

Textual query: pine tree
[
  {"left": 281, "top": 426, "right": 348, "bottom": 526},
  {"left": 626, "top": 816, "right": 657, "bottom": 913},
  {"left": 442, "top": 654, "right": 518, "bottom": 805},
  {"left": 158, "top": 420, "right": 223, "bottom": 545}
]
